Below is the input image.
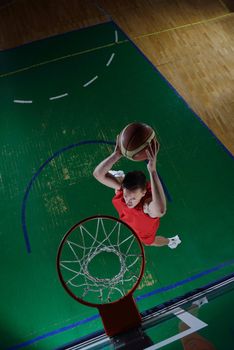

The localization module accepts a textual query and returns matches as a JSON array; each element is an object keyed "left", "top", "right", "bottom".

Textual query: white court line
[
  {"left": 106, "top": 53, "right": 115, "bottom": 67},
  {"left": 49, "top": 93, "right": 68, "bottom": 100},
  {"left": 145, "top": 307, "right": 208, "bottom": 350},
  {"left": 115, "top": 30, "right": 118, "bottom": 43},
  {"left": 14, "top": 100, "right": 33, "bottom": 104},
  {"left": 83, "top": 75, "right": 98, "bottom": 87}
]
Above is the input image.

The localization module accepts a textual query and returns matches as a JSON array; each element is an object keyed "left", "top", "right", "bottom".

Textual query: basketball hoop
[{"left": 56, "top": 215, "right": 145, "bottom": 336}]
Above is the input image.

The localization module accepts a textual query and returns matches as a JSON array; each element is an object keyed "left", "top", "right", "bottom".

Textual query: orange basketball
[{"left": 119, "top": 122, "right": 156, "bottom": 161}]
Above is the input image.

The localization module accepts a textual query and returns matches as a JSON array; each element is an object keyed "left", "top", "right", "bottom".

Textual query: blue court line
[
  {"left": 21, "top": 140, "right": 114, "bottom": 253},
  {"left": 7, "top": 257, "right": 234, "bottom": 350},
  {"left": 136, "top": 258, "right": 234, "bottom": 301},
  {"left": 6, "top": 314, "right": 100, "bottom": 350},
  {"left": 21, "top": 139, "right": 172, "bottom": 253}
]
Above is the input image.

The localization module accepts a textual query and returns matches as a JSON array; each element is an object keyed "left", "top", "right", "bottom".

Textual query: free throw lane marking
[{"left": 145, "top": 307, "right": 208, "bottom": 349}]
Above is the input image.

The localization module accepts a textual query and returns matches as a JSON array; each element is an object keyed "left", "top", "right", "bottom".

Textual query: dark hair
[{"left": 122, "top": 171, "right": 146, "bottom": 191}]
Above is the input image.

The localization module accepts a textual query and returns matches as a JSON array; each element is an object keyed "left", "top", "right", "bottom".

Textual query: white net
[{"left": 58, "top": 216, "right": 144, "bottom": 304}]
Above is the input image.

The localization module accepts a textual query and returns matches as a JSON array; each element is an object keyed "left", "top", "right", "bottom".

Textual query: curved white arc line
[
  {"left": 83, "top": 75, "right": 98, "bottom": 87},
  {"left": 106, "top": 53, "right": 115, "bottom": 66},
  {"left": 49, "top": 93, "right": 68, "bottom": 100},
  {"left": 14, "top": 100, "right": 33, "bottom": 104}
]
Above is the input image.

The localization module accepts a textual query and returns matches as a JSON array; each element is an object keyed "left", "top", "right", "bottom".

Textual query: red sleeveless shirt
[{"left": 112, "top": 182, "right": 160, "bottom": 245}]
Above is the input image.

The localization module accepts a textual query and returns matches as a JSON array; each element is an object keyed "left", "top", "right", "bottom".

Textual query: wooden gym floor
[{"left": 0, "top": 0, "right": 233, "bottom": 155}]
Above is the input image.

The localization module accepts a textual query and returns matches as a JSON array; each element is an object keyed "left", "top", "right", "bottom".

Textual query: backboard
[{"left": 57, "top": 273, "right": 234, "bottom": 349}]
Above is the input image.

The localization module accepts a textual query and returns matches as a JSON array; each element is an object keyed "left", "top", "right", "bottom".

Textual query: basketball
[{"left": 119, "top": 122, "right": 156, "bottom": 161}]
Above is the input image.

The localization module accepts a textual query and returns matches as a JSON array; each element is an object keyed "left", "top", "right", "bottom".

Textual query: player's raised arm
[
  {"left": 93, "top": 137, "right": 123, "bottom": 190},
  {"left": 145, "top": 139, "right": 167, "bottom": 218}
]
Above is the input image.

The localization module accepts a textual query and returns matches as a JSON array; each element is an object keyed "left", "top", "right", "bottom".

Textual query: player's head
[{"left": 122, "top": 171, "right": 147, "bottom": 208}]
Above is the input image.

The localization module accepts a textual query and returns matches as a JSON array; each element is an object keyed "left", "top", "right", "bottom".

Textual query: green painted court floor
[{"left": 0, "top": 21, "right": 233, "bottom": 350}]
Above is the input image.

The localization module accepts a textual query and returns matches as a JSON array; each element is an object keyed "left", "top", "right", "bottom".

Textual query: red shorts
[{"left": 136, "top": 219, "right": 160, "bottom": 245}]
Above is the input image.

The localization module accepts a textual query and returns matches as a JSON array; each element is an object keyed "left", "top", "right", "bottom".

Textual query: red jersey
[{"left": 112, "top": 183, "right": 160, "bottom": 245}]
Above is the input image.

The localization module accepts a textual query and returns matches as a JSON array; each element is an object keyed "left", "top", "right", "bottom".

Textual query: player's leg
[
  {"left": 150, "top": 235, "right": 182, "bottom": 248},
  {"left": 151, "top": 235, "right": 169, "bottom": 246}
]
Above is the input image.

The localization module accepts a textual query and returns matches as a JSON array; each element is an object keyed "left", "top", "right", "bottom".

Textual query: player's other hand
[{"left": 146, "top": 138, "right": 159, "bottom": 172}]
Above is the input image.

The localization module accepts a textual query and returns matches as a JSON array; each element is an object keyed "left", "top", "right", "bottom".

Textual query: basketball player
[{"left": 93, "top": 137, "right": 181, "bottom": 249}]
